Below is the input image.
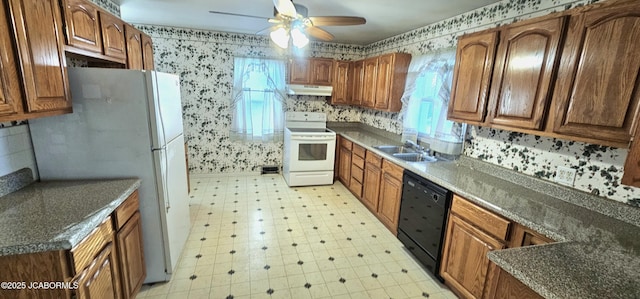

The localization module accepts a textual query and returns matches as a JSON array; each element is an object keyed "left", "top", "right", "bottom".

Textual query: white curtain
[
  {"left": 230, "top": 57, "right": 286, "bottom": 142},
  {"left": 400, "top": 48, "right": 459, "bottom": 143}
]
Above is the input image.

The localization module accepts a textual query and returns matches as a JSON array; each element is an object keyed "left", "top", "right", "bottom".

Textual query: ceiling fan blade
[
  {"left": 208, "top": 10, "right": 269, "bottom": 20},
  {"left": 273, "top": 0, "right": 297, "bottom": 17},
  {"left": 256, "top": 25, "right": 277, "bottom": 35},
  {"left": 306, "top": 26, "right": 334, "bottom": 41},
  {"left": 308, "top": 16, "right": 366, "bottom": 26}
]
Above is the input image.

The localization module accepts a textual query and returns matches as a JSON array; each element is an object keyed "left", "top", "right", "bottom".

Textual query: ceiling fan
[{"left": 209, "top": 0, "right": 366, "bottom": 48}]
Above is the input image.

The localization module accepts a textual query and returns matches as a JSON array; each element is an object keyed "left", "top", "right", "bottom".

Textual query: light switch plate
[{"left": 555, "top": 166, "right": 576, "bottom": 186}]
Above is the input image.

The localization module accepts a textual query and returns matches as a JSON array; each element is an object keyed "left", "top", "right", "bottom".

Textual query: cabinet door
[
  {"left": 0, "top": 1, "right": 23, "bottom": 117},
  {"left": 378, "top": 161, "right": 402, "bottom": 234},
  {"left": 289, "top": 59, "right": 311, "bottom": 84},
  {"left": 141, "top": 33, "right": 154, "bottom": 70},
  {"left": 74, "top": 243, "right": 122, "bottom": 299},
  {"left": 124, "top": 24, "right": 143, "bottom": 70},
  {"left": 362, "top": 57, "right": 378, "bottom": 108},
  {"left": 374, "top": 54, "right": 393, "bottom": 110},
  {"left": 362, "top": 162, "right": 381, "bottom": 212},
  {"left": 117, "top": 212, "right": 146, "bottom": 299},
  {"left": 311, "top": 58, "right": 333, "bottom": 85},
  {"left": 552, "top": 4, "right": 640, "bottom": 144},
  {"left": 440, "top": 214, "right": 505, "bottom": 299},
  {"left": 338, "top": 146, "right": 352, "bottom": 187},
  {"left": 331, "top": 61, "right": 350, "bottom": 105},
  {"left": 62, "top": 0, "right": 102, "bottom": 53},
  {"left": 448, "top": 31, "right": 499, "bottom": 124},
  {"left": 487, "top": 17, "right": 566, "bottom": 130},
  {"left": 99, "top": 12, "right": 126, "bottom": 61},
  {"left": 484, "top": 263, "right": 543, "bottom": 299},
  {"left": 350, "top": 60, "right": 364, "bottom": 105},
  {"left": 9, "top": 0, "right": 71, "bottom": 112}
]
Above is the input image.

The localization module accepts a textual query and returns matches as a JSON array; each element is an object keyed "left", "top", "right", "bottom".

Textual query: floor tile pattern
[{"left": 137, "top": 174, "right": 457, "bottom": 299}]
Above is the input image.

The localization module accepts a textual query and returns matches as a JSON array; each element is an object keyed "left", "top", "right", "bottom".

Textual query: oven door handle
[{"left": 290, "top": 136, "right": 336, "bottom": 141}]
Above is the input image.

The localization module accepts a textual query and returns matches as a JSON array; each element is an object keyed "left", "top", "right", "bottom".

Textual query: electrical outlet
[{"left": 555, "top": 166, "right": 576, "bottom": 186}]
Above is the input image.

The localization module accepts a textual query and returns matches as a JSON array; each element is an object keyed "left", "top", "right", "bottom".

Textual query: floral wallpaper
[{"left": 136, "top": 0, "right": 640, "bottom": 207}]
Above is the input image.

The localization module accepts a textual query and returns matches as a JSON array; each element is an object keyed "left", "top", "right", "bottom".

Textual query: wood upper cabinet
[
  {"left": 8, "top": 0, "right": 71, "bottom": 114},
  {"left": 448, "top": 30, "right": 499, "bottom": 124},
  {"left": 551, "top": 2, "right": 640, "bottom": 145},
  {"left": 373, "top": 53, "right": 410, "bottom": 111},
  {"left": 61, "top": 0, "right": 102, "bottom": 53},
  {"left": 362, "top": 57, "right": 378, "bottom": 108},
  {"left": 331, "top": 60, "right": 350, "bottom": 105},
  {"left": 141, "top": 33, "right": 155, "bottom": 70},
  {"left": 487, "top": 16, "right": 567, "bottom": 130},
  {"left": 99, "top": 11, "right": 126, "bottom": 61},
  {"left": 350, "top": 60, "right": 364, "bottom": 105},
  {"left": 288, "top": 57, "right": 334, "bottom": 85},
  {"left": 124, "top": 24, "right": 143, "bottom": 70},
  {"left": 378, "top": 159, "right": 403, "bottom": 234},
  {"left": 0, "top": 1, "right": 23, "bottom": 118}
]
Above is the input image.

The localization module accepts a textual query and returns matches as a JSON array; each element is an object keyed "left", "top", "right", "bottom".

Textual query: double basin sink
[{"left": 373, "top": 145, "right": 438, "bottom": 163}]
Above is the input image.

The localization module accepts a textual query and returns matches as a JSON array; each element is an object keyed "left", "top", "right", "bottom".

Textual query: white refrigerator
[{"left": 29, "top": 67, "right": 191, "bottom": 283}]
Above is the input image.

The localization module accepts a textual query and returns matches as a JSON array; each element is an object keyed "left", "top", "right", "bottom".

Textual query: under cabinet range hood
[{"left": 287, "top": 84, "right": 333, "bottom": 96}]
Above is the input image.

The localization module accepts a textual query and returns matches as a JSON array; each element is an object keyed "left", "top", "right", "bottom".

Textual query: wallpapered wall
[{"left": 138, "top": 0, "right": 640, "bottom": 207}]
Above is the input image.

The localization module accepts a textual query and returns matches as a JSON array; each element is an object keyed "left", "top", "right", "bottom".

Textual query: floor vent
[{"left": 261, "top": 165, "right": 280, "bottom": 174}]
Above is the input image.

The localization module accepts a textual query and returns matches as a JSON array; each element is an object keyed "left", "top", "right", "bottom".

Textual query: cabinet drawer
[
  {"left": 351, "top": 165, "right": 364, "bottom": 183},
  {"left": 451, "top": 195, "right": 510, "bottom": 241},
  {"left": 70, "top": 216, "right": 114, "bottom": 275},
  {"left": 352, "top": 154, "right": 365, "bottom": 169},
  {"left": 366, "top": 151, "right": 382, "bottom": 168},
  {"left": 349, "top": 179, "right": 363, "bottom": 197},
  {"left": 114, "top": 190, "right": 139, "bottom": 230},
  {"left": 340, "top": 138, "right": 352, "bottom": 150},
  {"left": 352, "top": 144, "right": 366, "bottom": 158},
  {"left": 382, "top": 159, "right": 403, "bottom": 178}
]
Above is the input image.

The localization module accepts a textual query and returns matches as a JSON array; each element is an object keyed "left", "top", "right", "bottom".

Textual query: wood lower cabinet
[
  {"left": 441, "top": 195, "right": 553, "bottom": 299},
  {"left": 483, "top": 264, "right": 543, "bottom": 299},
  {"left": 124, "top": 24, "right": 143, "bottom": 70},
  {"left": 362, "top": 151, "right": 382, "bottom": 212},
  {"left": 141, "top": 33, "right": 155, "bottom": 70},
  {"left": 338, "top": 138, "right": 352, "bottom": 187},
  {"left": 62, "top": 0, "right": 102, "bottom": 53},
  {"left": 378, "top": 159, "right": 403, "bottom": 234},
  {"left": 74, "top": 243, "right": 122, "bottom": 299},
  {"left": 0, "top": 190, "right": 144, "bottom": 299},
  {"left": 349, "top": 144, "right": 366, "bottom": 198}
]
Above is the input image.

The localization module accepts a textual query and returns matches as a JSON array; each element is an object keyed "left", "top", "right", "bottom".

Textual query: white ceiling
[{"left": 114, "top": 0, "right": 501, "bottom": 45}]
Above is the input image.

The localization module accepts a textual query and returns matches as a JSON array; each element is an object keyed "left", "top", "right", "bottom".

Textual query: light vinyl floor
[{"left": 137, "top": 174, "right": 456, "bottom": 299}]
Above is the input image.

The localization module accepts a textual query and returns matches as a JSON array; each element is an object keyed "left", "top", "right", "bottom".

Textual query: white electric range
[{"left": 283, "top": 112, "right": 336, "bottom": 186}]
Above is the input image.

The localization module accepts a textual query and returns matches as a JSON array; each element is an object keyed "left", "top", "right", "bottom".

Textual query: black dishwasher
[{"left": 397, "top": 169, "right": 451, "bottom": 281}]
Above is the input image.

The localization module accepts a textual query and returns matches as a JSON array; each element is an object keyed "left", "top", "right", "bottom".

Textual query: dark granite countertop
[
  {"left": 0, "top": 179, "right": 141, "bottom": 256},
  {"left": 328, "top": 122, "right": 640, "bottom": 299}
]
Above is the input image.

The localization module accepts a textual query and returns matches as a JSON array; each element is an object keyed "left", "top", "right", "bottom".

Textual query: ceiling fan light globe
[
  {"left": 291, "top": 27, "right": 309, "bottom": 48},
  {"left": 270, "top": 27, "right": 290, "bottom": 49}
]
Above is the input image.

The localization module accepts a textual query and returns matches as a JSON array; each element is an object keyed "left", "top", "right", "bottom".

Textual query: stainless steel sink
[
  {"left": 373, "top": 145, "right": 416, "bottom": 154},
  {"left": 392, "top": 152, "right": 438, "bottom": 162}
]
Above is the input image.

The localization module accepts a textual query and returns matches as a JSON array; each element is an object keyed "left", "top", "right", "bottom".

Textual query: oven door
[{"left": 287, "top": 134, "right": 336, "bottom": 172}]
